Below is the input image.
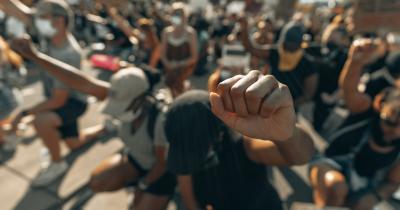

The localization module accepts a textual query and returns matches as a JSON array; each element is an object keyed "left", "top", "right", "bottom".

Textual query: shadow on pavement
[
  {"left": 278, "top": 167, "right": 313, "bottom": 208},
  {"left": 12, "top": 136, "right": 109, "bottom": 210}
]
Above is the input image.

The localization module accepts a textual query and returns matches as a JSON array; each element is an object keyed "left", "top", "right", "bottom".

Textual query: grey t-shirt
[
  {"left": 41, "top": 34, "right": 86, "bottom": 101},
  {"left": 117, "top": 110, "right": 169, "bottom": 170}
]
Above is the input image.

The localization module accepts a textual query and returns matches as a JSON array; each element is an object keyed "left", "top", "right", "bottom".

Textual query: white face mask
[
  {"left": 116, "top": 108, "right": 143, "bottom": 123},
  {"left": 6, "top": 17, "right": 26, "bottom": 38},
  {"left": 67, "top": 0, "right": 80, "bottom": 5},
  {"left": 171, "top": 15, "right": 183, "bottom": 26},
  {"left": 34, "top": 18, "right": 58, "bottom": 38},
  {"left": 139, "top": 33, "right": 146, "bottom": 40},
  {"left": 0, "top": 10, "right": 6, "bottom": 20}
]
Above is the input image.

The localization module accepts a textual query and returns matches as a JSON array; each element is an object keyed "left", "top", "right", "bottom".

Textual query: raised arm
[
  {"left": 211, "top": 70, "right": 315, "bottom": 166},
  {"left": 239, "top": 16, "right": 270, "bottom": 60},
  {"left": 0, "top": 0, "right": 33, "bottom": 25},
  {"left": 107, "top": 7, "right": 139, "bottom": 45},
  {"left": 339, "top": 39, "right": 382, "bottom": 113},
  {"left": 11, "top": 37, "right": 110, "bottom": 100}
]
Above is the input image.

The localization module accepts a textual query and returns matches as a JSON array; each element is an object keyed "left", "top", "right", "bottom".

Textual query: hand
[
  {"left": 10, "top": 36, "right": 39, "bottom": 60},
  {"left": 210, "top": 70, "right": 296, "bottom": 141},
  {"left": 348, "top": 38, "right": 385, "bottom": 66}
]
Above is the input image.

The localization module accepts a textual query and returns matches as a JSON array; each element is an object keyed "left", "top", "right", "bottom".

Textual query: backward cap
[{"left": 36, "top": 0, "right": 73, "bottom": 26}]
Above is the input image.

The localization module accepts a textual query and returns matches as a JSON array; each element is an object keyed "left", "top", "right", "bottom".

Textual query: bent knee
[{"left": 324, "top": 171, "right": 348, "bottom": 205}]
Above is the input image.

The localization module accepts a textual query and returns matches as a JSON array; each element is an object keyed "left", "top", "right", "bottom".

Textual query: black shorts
[
  {"left": 53, "top": 98, "right": 87, "bottom": 139},
  {"left": 123, "top": 150, "right": 176, "bottom": 196}
]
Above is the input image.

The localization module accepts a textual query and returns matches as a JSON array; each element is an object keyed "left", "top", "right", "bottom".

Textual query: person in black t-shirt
[
  {"left": 310, "top": 86, "right": 400, "bottom": 210},
  {"left": 325, "top": 40, "right": 400, "bottom": 157},
  {"left": 309, "top": 23, "right": 349, "bottom": 131},
  {"left": 164, "top": 70, "right": 315, "bottom": 210},
  {"left": 240, "top": 16, "right": 318, "bottom": 108}
]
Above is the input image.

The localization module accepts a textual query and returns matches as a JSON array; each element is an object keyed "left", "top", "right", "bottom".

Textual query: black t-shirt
[
  {"left": 192, "top": 138, "right": 283, "bottom": 210},
  {"left": 308, "top": 47, "right": 347, "bottom": 97},
  {"left": 269, "top": 49, "right": 317, "bottom": 100}
]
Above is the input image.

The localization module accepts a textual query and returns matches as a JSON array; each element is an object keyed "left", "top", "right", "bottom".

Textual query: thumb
[
  {"left": 210, "top": 92, "right": 224, "bottom": 118},
  {"left": 210, "top": 92, "right": 237, "bottom": 127}
]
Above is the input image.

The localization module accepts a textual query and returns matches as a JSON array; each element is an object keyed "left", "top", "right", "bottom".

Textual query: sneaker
[{"left": 31, "top": 160, "right": 68, "bottom": 187}]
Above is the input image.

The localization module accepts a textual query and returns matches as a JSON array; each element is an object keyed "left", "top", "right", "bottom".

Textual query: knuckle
[
  {"left": 245, "top": 89, "right": 261, "bottom": 102},
  {"left": 230, "top": 85, "right": 244, "bottom": 97}
]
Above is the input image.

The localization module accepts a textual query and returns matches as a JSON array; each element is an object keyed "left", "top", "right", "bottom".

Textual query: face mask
[
  {"left": 34, "top": 18, "right": 58, "bottom": 38},
  {"left": 67, "top": 0, "right": 80, "bottom": 5},
  {"left": 139, "top": 33, "right": 146, "bottom": 40},
  {"left": 171, "top": 15, "right": 182, "bottom": 26},
  {"left": 116, "top": 107, "right": 143, "bottom": 123},
  {"left": 0, "top": 10, "right": 5, "bottom": 20},
  {"left": 6, "top": 17, "right": 26, "bottom": 38}
]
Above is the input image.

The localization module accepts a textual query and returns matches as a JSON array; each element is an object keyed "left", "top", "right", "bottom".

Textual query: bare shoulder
[
  {"left": 163, "top": 26, "right": 174, "bottom": 35},
  {"left": 186, "top": 26, "right": 197, "bottom": 36}
]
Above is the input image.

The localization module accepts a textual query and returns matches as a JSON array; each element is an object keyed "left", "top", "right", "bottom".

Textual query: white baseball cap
[{"left": 100, "top": 67, "right": 149, "bottom": 117}]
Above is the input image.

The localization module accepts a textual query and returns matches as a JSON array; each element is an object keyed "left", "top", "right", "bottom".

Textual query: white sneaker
[{"left": 32, "top": 161, "right": 68, "bottom": 187}]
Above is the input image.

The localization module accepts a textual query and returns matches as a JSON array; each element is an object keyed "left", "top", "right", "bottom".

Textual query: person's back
[{"left": 191, "top": 136, "right": 282, "bottom": 210}]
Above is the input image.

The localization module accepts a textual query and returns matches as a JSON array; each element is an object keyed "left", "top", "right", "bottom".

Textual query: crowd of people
[{"left": 0, "top": 0, "right": 400, "bottom": 210}]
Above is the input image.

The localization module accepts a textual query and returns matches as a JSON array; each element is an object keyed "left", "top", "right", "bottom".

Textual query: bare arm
[
  {"left": 177, "top": 175, "right": 202, "bottom": 210},
  {"left": 245, "top": 123, "right": 315, "bottom": 166},
  {"left": 239, "top": 16, "right": 270, "bottom": 60},
  {"left": 0, "top": 0, "right": 33, "bottom": 25},
  {"left": 107, "top": 8, "right": 139, "bottom": 44},
  {"left": 11, "top": 37, "right": 110, "bottom": 100},
  {"left": 338, "top": 39, "right": 383, "bottom": 113},
  {"left": 339, "top": 59, "right": 371, "bottom": 113},
  {"left": 32, "top": 52, "right": 110, "bottom": 100},
  {"left": 141, "top": 146, "right": 167, "bottom": 185},
  {"left": 148, "top": 44, "right": 161, "bottom": 68}
]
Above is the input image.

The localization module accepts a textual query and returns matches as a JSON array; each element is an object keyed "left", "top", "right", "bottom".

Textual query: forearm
[
  {"left": 109, "top": 11, "right": 136, "bottom": 39},
  {"left": 32, "top": 53, "right": 109, "bottom": 100},
  {"left": 149, "top": 47, "right": 161, "bottom": 68},
  {"left": 339, "top": 60, "right": 364, "bottom": 97},
  {"left": 0, "top": 0, "right": 32, "bottom": 25},
  {"left": 275, "top": 124, "right": 315, "bottom": 165},
  {"left": 240, "top": 26, "right": 269, "bottom": 59},
  {"left": 142, "top": 162, "right": 166, "bottom": 185},
  {"left": 339, "top": 59, "right": 371, "bottom": 112}
]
